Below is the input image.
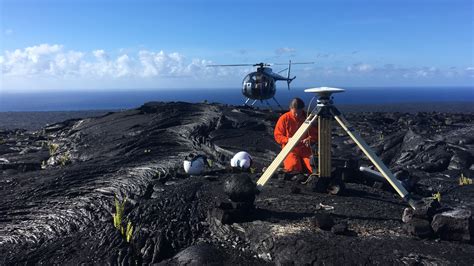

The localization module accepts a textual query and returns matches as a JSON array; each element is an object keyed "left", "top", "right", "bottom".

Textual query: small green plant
[
  {"left": 432, "top": 191, "right": 441, "bottom": 202},
  {"left": 0, "top": 138, "right": 5, "bottom": 145},
  {"left": 125, "top": 221, "right": 134, "bottom": 243},
  {"left": 58, "top": 153, "right": 71, "bottom": 166},
  {"left": 48, "top": 143, "right": 59, "bottom": 155},
  {"left": 459, "top": 173, "right": 472, "bottom": 186},
  {"left": 112, "top": 195, "right": 134, "bottom": 243},
  {"left": 154, "top": 171, "right": 162, "bottom": 179},
  {"left": 113, "top": 195, "right": 126, "bottom": 230}
]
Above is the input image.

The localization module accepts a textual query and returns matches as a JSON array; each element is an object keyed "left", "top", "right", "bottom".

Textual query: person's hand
[{"left": 301, "top": 137, "right": 311, "bottom": 147}]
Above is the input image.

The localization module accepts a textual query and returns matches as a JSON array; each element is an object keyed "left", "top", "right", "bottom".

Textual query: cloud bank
[
  {"left": 0, "top": 44, "right": 214, "bottom": 79},
  {"left": 1, "top": 44, "right": 472, "bottom": 91}
]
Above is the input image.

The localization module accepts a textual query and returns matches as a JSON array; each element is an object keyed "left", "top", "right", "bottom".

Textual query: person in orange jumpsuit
[{"left": 274, "top": 98, "right": 318, "bottom": 174}]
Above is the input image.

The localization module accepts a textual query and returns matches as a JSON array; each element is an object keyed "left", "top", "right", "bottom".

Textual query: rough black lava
[{"left": 0, "top": 102, "right": 473, "bottom": 265}]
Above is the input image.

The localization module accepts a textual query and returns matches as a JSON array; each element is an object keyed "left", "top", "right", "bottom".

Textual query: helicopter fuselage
[{"left": 242, "top": 67, "right": 291, "bottom": 100}]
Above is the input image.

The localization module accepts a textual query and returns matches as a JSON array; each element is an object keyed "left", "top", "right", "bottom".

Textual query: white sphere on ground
[
  {"left": 183, "top": 156, "right": 206, "bottom": 175},
  {"left": 230, "top": 151, "right": 252, "bottom": 169}
]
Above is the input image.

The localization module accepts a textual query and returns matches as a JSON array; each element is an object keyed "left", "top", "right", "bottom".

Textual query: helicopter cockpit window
[{"left": 242, "top": 72, "right": 277, "bottom": 100}]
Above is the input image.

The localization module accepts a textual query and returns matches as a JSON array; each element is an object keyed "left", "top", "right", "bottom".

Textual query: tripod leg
[
  {"left": 265, "top": 100, "right": 273, "bottom": 111},
  {"left": 244, "top": 98, "right": 251, "bottom": 105},
  {"left": 332, "top": 114, "right": 414, "bottom": 206},
  {"left": 251, "top": 100, "right": 258, "bottom": 106},
  {"left": 272, "top": 97, "right": 284, "bottom": 110},
  {"left": 257, "top": 114, "right": 319, "bottom": 187}
]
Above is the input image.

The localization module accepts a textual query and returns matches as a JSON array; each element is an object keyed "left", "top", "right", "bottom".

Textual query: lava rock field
[{"left": 0, "top": 102, "right": 473, "bottom": 265}]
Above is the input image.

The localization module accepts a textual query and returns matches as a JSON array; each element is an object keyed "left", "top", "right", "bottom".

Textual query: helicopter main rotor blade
[
  {"left": 272, "top": 62, "right": 315, "bottom": 66},
  {"left": 206, "top": 64, "right": 255, "bottom": 67},
  {"left": 207, "top": 62, "right": 313, "bottom": 67},
  {"left": 277, "top": 68, "right": 288, "bottom": 74}
]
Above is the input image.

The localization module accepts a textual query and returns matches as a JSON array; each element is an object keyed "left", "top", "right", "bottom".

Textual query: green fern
[
  {"left": 459, "top": 173, "right": 473, "bottom": 186},
  {"left": 125, "top": 221, "right": 134, "bottom": 243},
  {"left": 432, "top": 191, "right": 441, "bottom": 202},
  {"left": 112, "top": 195, "right": 134, "bottom": 243},
  {"left": 48, "top": 143, "right": 59, "bottom": 155},
  {"left": 207, "top": 159, "right": 213, "bottom": 167},
  {"left": 113, "top": 195, "right": 126, "bottom": 230},
  {"left": 59, "top": 153, "right": 71, "bottom": 166}
]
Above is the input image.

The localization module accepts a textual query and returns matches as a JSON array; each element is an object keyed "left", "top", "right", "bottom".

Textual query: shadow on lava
[
  {"left": 331, "top": 213, "right": 401, "bottom": 222},
  {"left": 341, "top": 188, "right": 407, "bottom": 207},
  {"left": 253, "top": 208, "right": 315, "bottom": 222}
]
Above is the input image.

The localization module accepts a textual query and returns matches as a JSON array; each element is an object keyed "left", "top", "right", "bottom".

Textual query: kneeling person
[{"left": 274, "top": 98, "right": 318, "bottom": 174}]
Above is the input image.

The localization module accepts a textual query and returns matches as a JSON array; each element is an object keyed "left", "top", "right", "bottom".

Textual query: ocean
[{"left": 0, "top": 87, "right": 473, "bottom": 112}]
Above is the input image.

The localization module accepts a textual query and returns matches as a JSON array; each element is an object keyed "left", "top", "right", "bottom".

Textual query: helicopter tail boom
[{"left": 272, "top": 60, "right": 297, "bottom": 90}]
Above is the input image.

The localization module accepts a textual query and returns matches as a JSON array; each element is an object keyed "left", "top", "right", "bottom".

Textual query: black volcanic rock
[
  {"left": 167, "top": 243, "right": 224, "bottom": 265},
  {"left": 431, "top": 208, "right": 472, "bottom": 242},
  {"left": 1, "top": 103, "right": 474, "bottom": 265},
  {"left": 223, "top": 174, "right": 257, "bottom": 203},
  {"left": 331, "top": 222, "right": 349, "bottom": 235},
  {"left": 402, "top": 197, "right": 441, "bottom": 223},
  {"left": 448, "top": 150, "right": 473, "bottom": 170},
  {"left": 403, "top": 218, "right": 434, "bottom": 238},
  {"left": 311, "top": 213, "right": 334, "bottom": 230}
]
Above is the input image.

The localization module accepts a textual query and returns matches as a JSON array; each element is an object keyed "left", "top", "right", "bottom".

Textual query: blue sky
[{"left": 1, "top": 0, "right": 473, "bottom": 91}]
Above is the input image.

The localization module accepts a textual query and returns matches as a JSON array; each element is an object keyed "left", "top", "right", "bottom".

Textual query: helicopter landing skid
[
  {"left": 243, "top": 98, "right": 259, "bottom": 108},
  {"left": 244, "top": 98, "right": 258, "bottom": 105},
  {"left": 243, "top": 97, "right": 283, "bottom": 111}
]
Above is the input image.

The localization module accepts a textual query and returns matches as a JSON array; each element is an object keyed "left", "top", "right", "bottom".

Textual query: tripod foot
[
  {"left": 404, "top": 195, "right": 422, "bottom": 210},
  {"left": 311, "top": 175, "right": 345, "bottom": 195}
]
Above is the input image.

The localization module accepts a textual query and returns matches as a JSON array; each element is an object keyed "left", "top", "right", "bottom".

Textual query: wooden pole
[
  {"left": 318, "top": 116, "right": 332, "bottom": 178},
  {"left": 333, "top": 114, "right": 409, "bottom": 199}
]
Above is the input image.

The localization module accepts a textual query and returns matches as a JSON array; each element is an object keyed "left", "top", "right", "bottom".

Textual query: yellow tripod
[{"left": 257, "top": 87, "right": 417, "bottom": 209}]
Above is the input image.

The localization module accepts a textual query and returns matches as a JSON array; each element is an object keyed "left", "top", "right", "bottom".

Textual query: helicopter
[{"left": 207, "top": 60, "right": 314, "bottom": 109}]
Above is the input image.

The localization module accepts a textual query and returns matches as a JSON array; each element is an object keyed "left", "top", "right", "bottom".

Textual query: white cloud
[
  {"left": 5, "top": 29, "right": 13, "bottom": 35},
  {"left": 137, "top": 50, "right": 193, "bottom": 77},
  {"left": 93, "top": 49, "right": 107, "bottom": 59},
  {"left": 1, "top": 44, "right": 64, "bottom": 76},
  {"left": 347, "top": 63, "right": 373, "bottom": 73},
  {"left": 0, "top": 44, "right": 222, "bottom": 80},
  {"left": 115, "top": 54, "right": 132, "bottom": 77},
  {"left": 302, "top": 63, "right": 473, "bottom": 84},
  {"left": 316, "top": 52, "right": 333, "bottom": 58},
  {"left": 275, "top": 47, "right": 296, "bottom": 55},
  {"left": 466, "top": 67, "right": 474, "bottom": 77},
  {"left": 1, "top": 44, "right": 473, "bottom": 90}
]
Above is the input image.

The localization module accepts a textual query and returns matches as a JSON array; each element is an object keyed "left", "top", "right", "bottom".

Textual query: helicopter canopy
[{"left": 242, "top": 72, "right": 276, "bottom": 100}]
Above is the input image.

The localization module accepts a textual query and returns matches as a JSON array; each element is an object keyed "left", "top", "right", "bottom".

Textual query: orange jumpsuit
[{"left": 274, "top": 111, "right": 318, "bottom": 173}]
